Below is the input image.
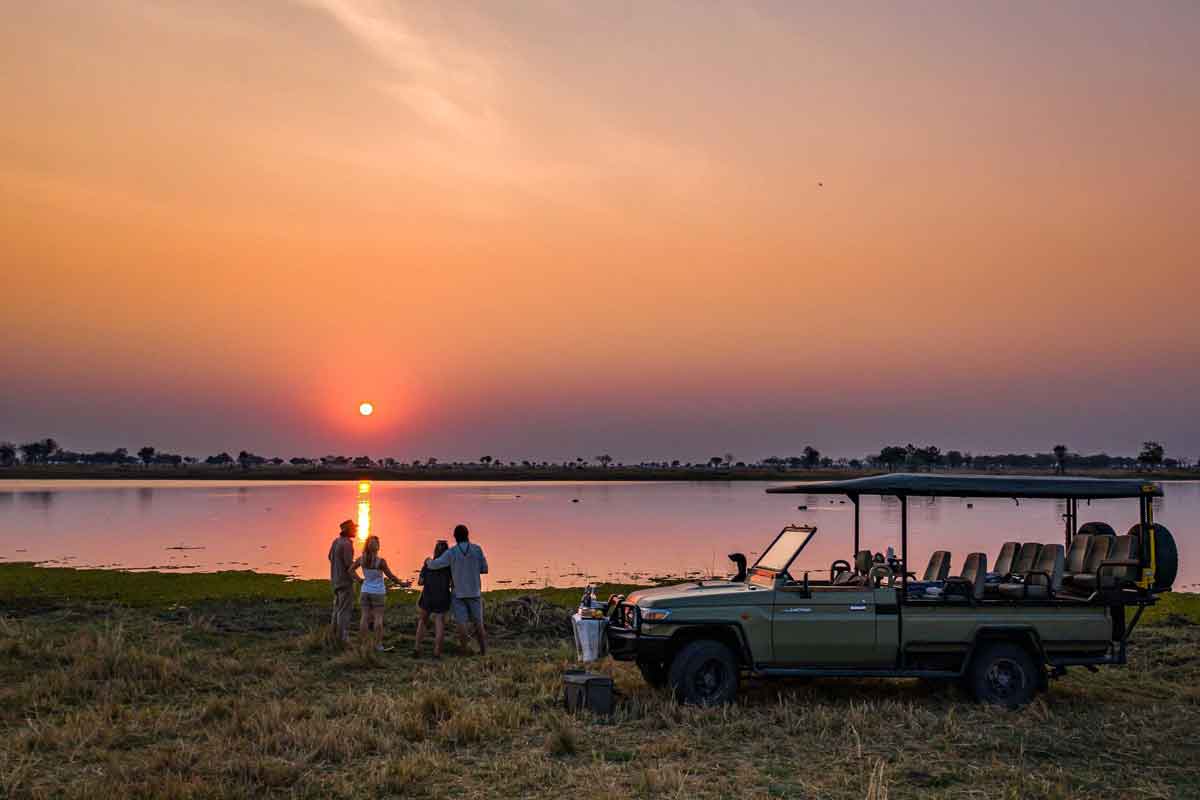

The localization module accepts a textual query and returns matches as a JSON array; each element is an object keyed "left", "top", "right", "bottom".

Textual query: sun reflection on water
[{"left": 356, "top": 481, "right": 371, "bottom": 542}]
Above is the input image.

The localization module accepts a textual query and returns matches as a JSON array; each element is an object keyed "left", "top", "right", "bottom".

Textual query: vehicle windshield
[{"left": 753, "top": 527, "right": 814, "bottom": 573}]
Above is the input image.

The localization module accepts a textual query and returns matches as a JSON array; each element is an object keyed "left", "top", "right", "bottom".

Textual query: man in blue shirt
[{"left": 426, "top": 524, "right": 489, "bottom": 655}]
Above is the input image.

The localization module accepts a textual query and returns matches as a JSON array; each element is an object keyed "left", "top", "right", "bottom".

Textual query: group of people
[{"left": 328, "top": 520, "right": 488, "bottom": 658}]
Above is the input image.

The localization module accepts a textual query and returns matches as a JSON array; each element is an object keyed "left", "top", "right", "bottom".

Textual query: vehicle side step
[{"left": 754, "top": 667, "right": 960, "bottom": 679}]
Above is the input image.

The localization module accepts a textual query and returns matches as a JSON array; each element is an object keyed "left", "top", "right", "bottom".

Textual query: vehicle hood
[{"left": 626, "top": 581, "right": 772, "bottom": 608}]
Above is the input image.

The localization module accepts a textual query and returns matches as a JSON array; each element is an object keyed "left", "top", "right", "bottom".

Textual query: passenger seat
[
  {"left": 990, "top": 541, "right": 1020, "bottom": 580},
  {"left": 1063, "top": 534, "right": 1093, "bottom": 582},
  {"left": 943, "top": 552, "right": 987, "bottom": 603},
  {"left": 1069, "top": 535, "right": 1138, "bottom": 592},
  {"left": 1011, "top": 542, "right": 1042, "bottom": 576},
  {"left": 922, "top": 550, "right": 951, "bottom": 582},
  {"left": 1064, "top": 535, "right": 1111, "bottom": 590},
  {"left": 998, "top": 544, "right": 1064, "bottom": 600}
]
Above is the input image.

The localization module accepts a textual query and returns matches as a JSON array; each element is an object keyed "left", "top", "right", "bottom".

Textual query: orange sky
[{"left": 2, "top": 1, "right": 1198, "bottom": 460}]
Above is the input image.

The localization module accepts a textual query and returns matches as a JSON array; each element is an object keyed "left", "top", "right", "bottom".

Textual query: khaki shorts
[{"left": 361, "top": 592, "right": 386, "bottom": 609}]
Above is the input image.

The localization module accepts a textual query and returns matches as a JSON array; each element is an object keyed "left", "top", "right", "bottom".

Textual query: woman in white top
[{"left": 351, "top": 535, "right": 404, "bottom": 651}]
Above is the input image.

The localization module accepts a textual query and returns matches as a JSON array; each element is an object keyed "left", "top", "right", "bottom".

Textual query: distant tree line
[{"left": 0, "top": 438, "right": 1192, "bottom": 473}]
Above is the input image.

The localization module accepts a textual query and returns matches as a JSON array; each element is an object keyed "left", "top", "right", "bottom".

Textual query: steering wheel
[
  {"left": 830, "top": 559, "right": 852, "bottom": 583},
  {"left": 868, "top": 564, "right": 893, "bottom": 588}
]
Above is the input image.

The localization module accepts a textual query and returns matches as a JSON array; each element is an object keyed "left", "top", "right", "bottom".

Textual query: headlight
[{"left": 640, "top": 608, "right": 671, "bottom": 623}]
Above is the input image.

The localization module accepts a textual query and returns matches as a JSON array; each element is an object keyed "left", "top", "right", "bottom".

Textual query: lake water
[{"left": 1, "top": 480, "right": 1196, "bottom": 591}]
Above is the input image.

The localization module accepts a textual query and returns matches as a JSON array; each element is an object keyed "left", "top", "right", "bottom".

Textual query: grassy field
[{"left": 2, "top": 565, "right": 1199, "bottom": 799}]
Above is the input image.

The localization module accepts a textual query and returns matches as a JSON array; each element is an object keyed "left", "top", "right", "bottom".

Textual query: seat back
[
  {"left": 1012, "top": 543, "right": 1042, "bottom": 575},
  {"left": 1065, "top": 533, "right": 1092, "bottom": 574},
  {"left": 922, "top": 550, "right": 951, "bottom": 582},
  {"left": 993, "top": 542, "right": 1020, "bottom": 576},
  {"left": 1105, "top": 535, "right": 1139, "bottom": 582},
  {"left": 1082, "top": 535, "right": 1112, "bottom": 574},
  {"left": 1026, "top": 544, "right": 1064, "bottom": 591},
  {"left": 959, "top": 552, "right": 987, "bottom": 600},
  {"left": 854, "top": 550, "right": 874, "bottom": 575}
]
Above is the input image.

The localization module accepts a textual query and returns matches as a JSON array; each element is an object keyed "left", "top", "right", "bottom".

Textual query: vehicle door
[{"left": 772, "top": 584, "right": 880, "bottom": 666}]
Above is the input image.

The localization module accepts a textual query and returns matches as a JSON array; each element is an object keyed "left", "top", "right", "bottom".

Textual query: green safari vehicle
[{"left": 605, "top": 474, "right": 1179, "bottom": 707}]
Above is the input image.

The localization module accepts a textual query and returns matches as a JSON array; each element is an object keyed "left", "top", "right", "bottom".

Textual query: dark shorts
[
  {"left": 452, "top": 596, "right": 483, "bottom": 625},
  {"left": 361, "top": 592, "right": 386, "bottom": 609}
]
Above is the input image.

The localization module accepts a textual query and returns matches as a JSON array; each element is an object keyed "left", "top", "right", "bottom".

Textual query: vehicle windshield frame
[{"left": 750, "top": 525, "right": 817, "bottom": 581}]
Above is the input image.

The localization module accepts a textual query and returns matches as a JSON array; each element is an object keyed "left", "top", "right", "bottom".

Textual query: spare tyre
[
  {"left": 1126, "top": 523, "right": 1178, "bottom": 592},
  {"left": 1077, "top": 521, "right": 1116, "bottom": 539}
]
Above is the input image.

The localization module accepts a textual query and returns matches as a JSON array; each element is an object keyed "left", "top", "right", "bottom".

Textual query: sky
[{"left": 2, "top": 0, "right": 1199, "bottom": 462}]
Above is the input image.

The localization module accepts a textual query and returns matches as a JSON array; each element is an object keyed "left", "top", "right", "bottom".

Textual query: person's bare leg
[
  {"left": 373, "top": 608, "right": 385, "bottom": 649},
  {"left": 474, "top": 621, "right": 488, "bottom": 656},
  {"left": 457, "top": 623, "right": 471, "bottom": 653},
  {"left": 414, "top": 609, "right": 428, "bottom": 655},
  {"left": 433, "top": 614, "right": 445, "bottom": 658},
  {"left": 359, "top": 604, "right": 369, "bottom": 639}
]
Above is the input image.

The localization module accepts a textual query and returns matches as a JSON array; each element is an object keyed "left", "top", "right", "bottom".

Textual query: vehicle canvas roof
[{"left": 764, "top": 472, "right": 1163, "bottom": 499}]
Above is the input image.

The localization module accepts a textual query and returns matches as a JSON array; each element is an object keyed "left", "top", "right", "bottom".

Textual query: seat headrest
[{"left": 854, "top": 550, "right": 873, "bottom": 574}]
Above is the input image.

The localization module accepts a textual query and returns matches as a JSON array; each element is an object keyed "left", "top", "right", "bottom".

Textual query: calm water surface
[{"left": 1, "top": 480, "right": 1196, "bottom": 591}]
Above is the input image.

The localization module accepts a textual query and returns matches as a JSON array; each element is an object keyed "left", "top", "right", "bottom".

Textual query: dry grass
[{"left": 1, "top": 596, "right": 1199, "bottom": 799}]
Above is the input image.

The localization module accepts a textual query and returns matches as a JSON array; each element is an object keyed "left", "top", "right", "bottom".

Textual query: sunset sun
[{"left": 358, "top": 402, "right": 374, "bottom": 417}]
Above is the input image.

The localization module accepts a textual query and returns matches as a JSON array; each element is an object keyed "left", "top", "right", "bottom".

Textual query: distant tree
[
  {"left": 268, "top": 457, "right": 284, "bottom": 466},
  {"left": 819, "top": 457, "right": 834, "bottom": 468},
  {"left": 1137, "top": 441, "right": 1165, "bottom": 469},
  {"left": 0, "top": 442, "right": 16, "bottom": 467},
  {"left": 426, "top": 457, "right": 438, "bottom": 467},
  {"left": 946, "top": 450, "right": 965, "bottom": 470},
  {"left": 480, "top": 456, "right": 493, "bottom": 467},
  {"left": 19, "top": 442, "right": 45, "bottom": 464},
  {"left": 352, "top": 456, "right": 373, "bottom": 468},
  {"left": 206, "top": 452, "right": 234, "bottom": 467},
  {"left": 238, "top": 450, "right": 253, "bottom": 469},
  {"left": 723, "top": 453, "right": 734, "bottom": 468},
  {"left": 801, "top": 446, "right": 821, "bottom": 469},
  {"left": 1052, "top": 444, "right": 1068, "bottom": 474},
  {"left": 183, "top": 456, "right": 198, "bottom": 465},
  {"left": 671, "top": 459, "right": 681, "bottom": 468},
  {"left": 138, "top": 446, "right": 156, "bottom": 467},
  {"left": 597, "top": 454, "right": 613, "bottom": 468},
  {"left": 289, "top": 457, "right": 310, "bottom": 467},
  {"left": 848, "top": 458, "right": 862, "bottom": 469},
  {"left": 877, "top": 446, "right": 907, "bottom": 471},
  {"left": 708, "top": 456, "right": 723, "bottom": 468}
]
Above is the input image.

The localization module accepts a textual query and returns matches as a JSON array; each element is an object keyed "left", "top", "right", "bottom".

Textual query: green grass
[{"left": 2, "top": 564, "right": 1198, "bottom": 799}]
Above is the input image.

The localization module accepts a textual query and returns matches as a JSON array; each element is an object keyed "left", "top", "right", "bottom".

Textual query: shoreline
[{"left": 3, "top": 465, "right": 1197, "bottom": 482}]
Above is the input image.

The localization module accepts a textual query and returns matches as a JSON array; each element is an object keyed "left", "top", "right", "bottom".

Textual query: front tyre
[
  {"left": 637, "top": 660, "right": 668, "bottom": 688},
  {"left": 968, "top": 641, "right": 1039, "bottom": 708},
  {"left": 668, "top": 640, "right": 738, "bottom": 706}
]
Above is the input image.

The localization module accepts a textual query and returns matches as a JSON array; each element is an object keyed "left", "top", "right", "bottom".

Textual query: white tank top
[{"left": 361, "top": 564, "right": 386, "bottom": 595}]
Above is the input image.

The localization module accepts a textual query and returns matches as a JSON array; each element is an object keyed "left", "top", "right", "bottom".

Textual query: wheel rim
[
  {"left": 692, "top": 658, "right": 728, "bottom": 701},
  {"left": 985, "top": 657, "right": 1026, "bottom": 699}
]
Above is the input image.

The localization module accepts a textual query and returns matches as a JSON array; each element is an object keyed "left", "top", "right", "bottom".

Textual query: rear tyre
[
  {"left": 637, "top": 659, "right": 668, "bottom": 688},
  {"left": 968, "top": 641, "right": 1039, "bottom": 708},
  {"left": 668, "top": 640, "right": 738, "bottom": 706}
]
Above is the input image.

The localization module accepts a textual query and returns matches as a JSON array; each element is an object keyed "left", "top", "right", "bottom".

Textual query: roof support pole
[
  {"left": 899, "top": 494, "right": 908, "bottom": 595},
  {"left": 850, "top": 493, "right": 860, "bottom": 554}
]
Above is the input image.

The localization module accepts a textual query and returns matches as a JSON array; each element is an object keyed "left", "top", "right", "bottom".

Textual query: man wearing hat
[{"left": 328, "top": 519, "right": 357, "bottom": 643}]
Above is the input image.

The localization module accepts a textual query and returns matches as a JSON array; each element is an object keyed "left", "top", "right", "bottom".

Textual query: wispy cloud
[{"left": 295, "top": 0, "right": 714, "bottom": 201}]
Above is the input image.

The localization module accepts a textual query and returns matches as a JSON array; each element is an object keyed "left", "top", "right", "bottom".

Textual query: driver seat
[{"left": 834, "top": 550, "right": 874, "bottom": 585}]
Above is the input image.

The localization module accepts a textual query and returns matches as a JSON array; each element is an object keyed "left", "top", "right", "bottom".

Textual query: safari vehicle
[{"left": 605, "top": 474, "right": 1178, "bottom": 707}]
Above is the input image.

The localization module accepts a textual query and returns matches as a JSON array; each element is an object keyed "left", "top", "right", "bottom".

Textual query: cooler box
[{"left": 562, "top": 670, "right": 615, "bottom": 715}]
